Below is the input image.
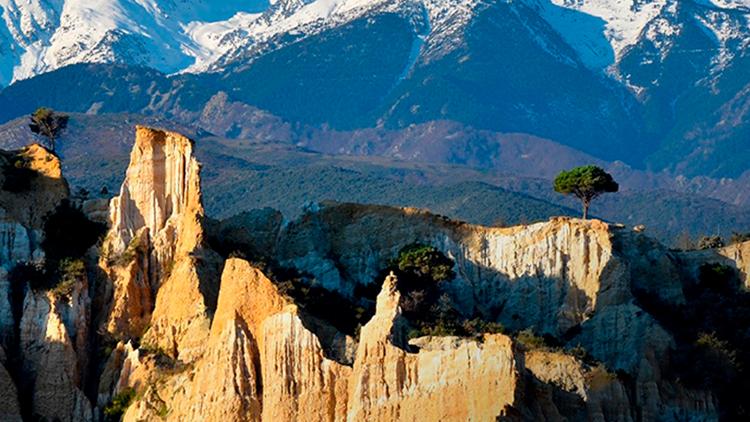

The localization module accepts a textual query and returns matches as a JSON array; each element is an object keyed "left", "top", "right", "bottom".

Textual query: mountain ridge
[{"left": 1, "top": 0, "right": 749, "bottom": 177}]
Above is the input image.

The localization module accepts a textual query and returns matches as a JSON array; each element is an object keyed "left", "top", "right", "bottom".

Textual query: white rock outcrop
[{"left": 19, "top": 277, "right": 92, "bottom": 421}]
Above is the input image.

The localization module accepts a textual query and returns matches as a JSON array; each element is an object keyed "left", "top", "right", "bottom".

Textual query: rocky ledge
[{"left": 0, "top": 127, "right": 747, "bottom": 420}]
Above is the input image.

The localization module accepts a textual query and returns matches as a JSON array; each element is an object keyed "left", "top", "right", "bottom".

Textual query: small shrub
[
  {"left": 108, "top": 232, "right": 147, "bottom": 267},
  {"left": 9, "top": 256, "right": 88, "bottom": 296},
  {"left": 157, "top": 402, "right": 169, "bottom": 419},
  {"left": 695, "top": 332, "right": 737, "bottom": 361},
  {"left": 683, "top": 333, "right": 740, "bottom": 390},
  {"left": 698, "top": 235, "right": 725, "bottom": 250},
  {"left": 409, "top": 320, "right": 460, "bottom": 338},
  {"left": 566, "top": 344, "right": 591, "bottom": 362},
  {"left": 104, "top": 388, "right": 136, "bottom": 421},
  {"left": 51, "top": 259, "right": 85, "bottom": 298},
  {"left": 139, "top": 343, "right": 177, "bottom": 369},
  {"left": 462, "top": 318, "right": 505, "bottom": 336},
  {"left": 389, "top": 244, "right": 460, "bottom": 337},
  {"left": 516, "top": 328, "right": 548, "bottom": 350},
  {"left": 395, "top": 243, "right": 455, "bottom": 284},
  {"left": 228, "top": 250, "right": 247, "bottom": 259}
]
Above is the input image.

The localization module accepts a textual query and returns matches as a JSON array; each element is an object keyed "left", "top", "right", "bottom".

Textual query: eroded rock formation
[
  {"left": 100, "top": 126, "right": 220, "bottom": 361},
  {"left": 0, "top": 145, "right": 66, "bottom": 347},
  {"left": 0, "top": 144, "right": 69, "bottom": 229},
  {"left": 19, "top": 273, "right": 92, "bottom": 421},
  {"left": 719, "top": 241, "right": 750, "bottom": 288},
  {"left": 273, "top": 203, "right": 716, "bottom": 420},
  {"left": 1, "top": 128, "right": 747, "bottom": 421},
  {"left": 116, "top": 263, "right": 525, "bottom": 421},
  {"left": 348, "top": 272, "right": 520, "bottom": 421}
]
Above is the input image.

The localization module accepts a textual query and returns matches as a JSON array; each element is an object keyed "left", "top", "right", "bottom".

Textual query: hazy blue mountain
[{"left": 0, "top": 0, "right": 749, "bottom": 184}]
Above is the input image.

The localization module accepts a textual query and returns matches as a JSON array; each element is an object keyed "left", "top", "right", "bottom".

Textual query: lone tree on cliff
[
  {"left": 554, "top": 165, "right": 618, "bottom": 219},
  {"left": 29, "top": 107, "right": 68, "bottom": 152}
]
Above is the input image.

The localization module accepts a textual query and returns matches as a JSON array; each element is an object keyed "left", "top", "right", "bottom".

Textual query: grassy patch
[{"left": 103, "top": 388, "right": 136, "bottom": 421}]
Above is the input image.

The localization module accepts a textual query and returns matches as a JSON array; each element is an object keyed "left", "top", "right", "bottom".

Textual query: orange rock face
[
  {"left": 100, "top": 126, "right": 218, "bottom": 356},
  {"left": 0, "top": 127, "right": 732, "bottom": 421},
  {"left": 120, "top": 262, "right": 523, "bottom": 422},
  {"left": 347, "top": 272, "right": 520, "bottom": 421},
  {"left": 0, "top": 143, "right": 69, "bottom": 228}
]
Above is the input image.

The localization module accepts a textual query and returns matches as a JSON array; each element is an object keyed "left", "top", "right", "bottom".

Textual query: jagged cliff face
[
  {"left": 2, "top": 127, "right": 749, "bottom": 420},
  {"left": 722, "top": 241, "right": 750, "bottom": 288},
  {"left": 133, "top": 258, "right": 352, "bottom": 422},
  {"left": 273, "top": 203, "right": 721, "bottom": 419},
  {"left": 276, "top": 204, "right": 685, "bottom": 336},
  {"left": 105, "top": 126, "right": 203, "bottom": 259},
  {"left": 0, "top": 144, "right": 73, "bottom": 421},
  {"left": 19, "top": 278, "right": 92, "bottom": 421},
  {"left": 94, "top": 130, "right": 736, "bottom": 420},
  {"left": 100, "top": 126, "right": 220, "bottom": 360},
  {"left": 0, "top": 215, "right": 38, "bottom": 344},
  {"left": 672, "top": 239, "right": 750, "bottom": 289},
  {"left": 347, "top": 272, "right": 519, "bottom": 421},
  {"left": 117, "top": 262, "right": 523, "bottom": 421},
  {"left": 0, "top": 144, "right": 69, "bottom": 229},
  {"left": 0, "top": 144, "right": 68, "bottom": 345}
]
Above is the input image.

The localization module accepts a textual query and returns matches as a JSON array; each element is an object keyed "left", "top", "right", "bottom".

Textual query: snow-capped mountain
[
  {"left": 2, "top": 0, "right": 747, "bottom": 88},
  {"left": 0, "top": 0, "right": 269, "bottom": 86},
  {"left": 1, "top": 0, "right": 749, "bottom": 179},
  {"left": 0, "top": 0, "right": 480, "bottom": 86}
]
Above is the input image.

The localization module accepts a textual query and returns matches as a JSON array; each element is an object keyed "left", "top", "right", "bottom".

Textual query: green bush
[
  {"left": 51, "top": 259, "right": 85, "bottom": 298},
  {"left": 566, "top": 344, "right": 590, "bottom": 361},
  {"left": 682, "top": 333, "right": 740, "bottom": 390},
  {"left": 103, "top": 388, "right": 136, "bottom": 421},
  {"left": 9, "top": 258, "right": 87, "bottom": 296},
  {"left": 107, "top": 232, "right": 147, "bottom": 267},
  {"left": 390, "top": 244, "right": 457, "bottom": 333},
  {"left": 387, "top": 244, "right": 508, "bottom": 341},
  {"left": 698, "top": 235, "right": 725, "bottom": 250},
  {"left": 462, "top": 318, "right": 505, "bottom": 336},
  {"left": 516, "top": 328, "right": 548, "bottom": 350},
  {"left": 395, "top": 243, "right": 455, "bottom": 285}
]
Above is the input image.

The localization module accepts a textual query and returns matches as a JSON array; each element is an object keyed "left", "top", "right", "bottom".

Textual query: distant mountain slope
[
  {"left": 1, "top": 113, "right": 748, "bottom": 244},
  {"left": 1, "top": 0, "right": 749, "bottom": 178}
]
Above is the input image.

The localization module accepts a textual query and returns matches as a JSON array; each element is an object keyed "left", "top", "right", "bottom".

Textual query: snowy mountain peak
[{"left": 0, "top": 0, "right": 749, "bottom": 87}]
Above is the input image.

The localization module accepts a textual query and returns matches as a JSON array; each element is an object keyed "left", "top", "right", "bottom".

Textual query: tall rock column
[{"left": 100, "top": 126, "right": 219, "bottom": 361}]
